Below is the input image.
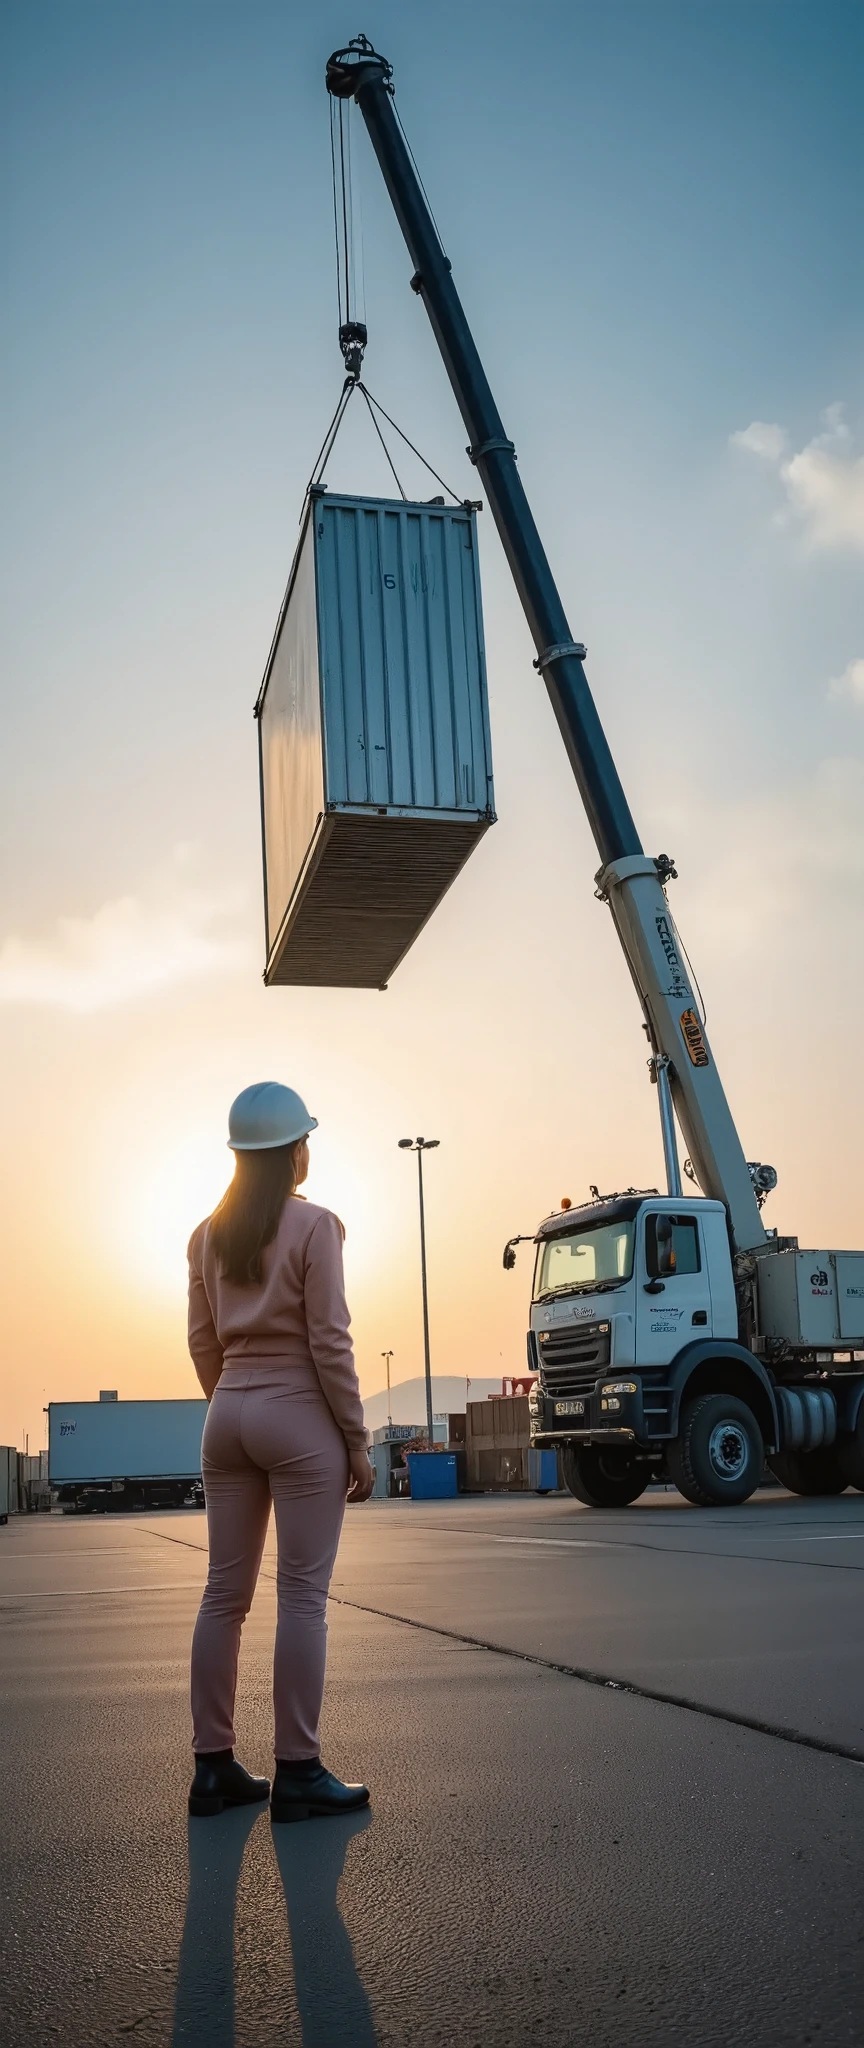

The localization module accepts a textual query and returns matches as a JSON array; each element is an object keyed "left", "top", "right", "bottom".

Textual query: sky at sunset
[{"left": 2, "top": 0, "right": 862, "bottom": 1451}]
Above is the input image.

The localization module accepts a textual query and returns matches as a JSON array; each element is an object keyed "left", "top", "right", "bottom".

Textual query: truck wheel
[
  {"left": 668, "top": 1393, "right": 763, "bottom": 1506},
  {"left": 769, "top": 1448, "right": 847, "bottom": 1496},
  {"left": 560, "top": 1446, "right": 648, "bottom": 1508}
]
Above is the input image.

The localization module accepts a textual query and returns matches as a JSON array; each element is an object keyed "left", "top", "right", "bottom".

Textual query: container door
[
  {"left": 635, "top": 1212, "right": 712, "bottom": 1366},
  {"left": 315, "top": 497, "right": 493, "bottom": 819},
  {"left": 834, "top": 1254, "right": 864, "bottom": 1343}
]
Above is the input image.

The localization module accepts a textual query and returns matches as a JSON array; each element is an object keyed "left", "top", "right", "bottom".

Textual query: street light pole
[
  {"left": 416, "top": 1147, "right": 433, "bottom": 1445},
  {"left": 398, "top": 1136, "right": 439, "bottom": 1447},
  {"left": 381, "top": 1350, "right": 394, "bottom": 1429}
]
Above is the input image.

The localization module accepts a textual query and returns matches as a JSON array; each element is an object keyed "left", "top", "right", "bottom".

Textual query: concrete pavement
[{"left": 1, "top": 1491, "right": 863, "bottom": 2046}]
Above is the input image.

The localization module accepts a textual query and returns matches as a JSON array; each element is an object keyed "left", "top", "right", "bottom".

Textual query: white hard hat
[{"left": 227, "top": 1082, "right": 318, "bottom": 1152}]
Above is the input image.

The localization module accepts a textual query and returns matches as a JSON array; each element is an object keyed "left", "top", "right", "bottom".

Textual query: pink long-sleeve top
[{"left": 187, "top": 1196, "right": 367, "bottom": 1450}]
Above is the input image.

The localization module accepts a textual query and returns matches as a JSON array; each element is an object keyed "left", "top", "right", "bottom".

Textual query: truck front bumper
[{"left": 529, "top": 1378, "right": 645, "bottom": 1446}]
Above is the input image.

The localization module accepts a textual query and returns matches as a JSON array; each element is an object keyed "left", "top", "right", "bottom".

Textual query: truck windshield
[{"left": 534, "top": 1219, "right": 635, "bottom": 1301}]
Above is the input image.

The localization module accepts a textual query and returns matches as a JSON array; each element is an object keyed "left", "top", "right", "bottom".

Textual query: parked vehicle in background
[{"left": 48, "top": 1398, "right": 207, "bottom": 1512}]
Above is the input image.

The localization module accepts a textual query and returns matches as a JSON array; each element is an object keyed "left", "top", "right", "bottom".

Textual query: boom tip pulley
[{"left": 326, "top": 34, "right": 392, "bottom": 100}]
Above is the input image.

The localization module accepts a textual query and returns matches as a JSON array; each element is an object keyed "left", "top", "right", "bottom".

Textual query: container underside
[{"left": 265, "top": 811, "right": 492, "bottom": 988}]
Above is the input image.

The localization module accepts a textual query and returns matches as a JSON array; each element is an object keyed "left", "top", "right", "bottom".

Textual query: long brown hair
[{"left": 209, "top": 1143, "right": 300, "bottom": 1285}]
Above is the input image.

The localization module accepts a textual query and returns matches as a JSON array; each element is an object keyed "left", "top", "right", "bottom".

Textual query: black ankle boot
[
  {"left": 189, "top": 1750, "right": 271, "bottom": 1818},
  {"left": 270, "top": 1758, "right": 370, "bottom": 1825}
]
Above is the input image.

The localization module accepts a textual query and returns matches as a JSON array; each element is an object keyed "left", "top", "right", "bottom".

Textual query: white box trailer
[{"left": 48, "top": 1399, "right": 208, "bottom": 1512}]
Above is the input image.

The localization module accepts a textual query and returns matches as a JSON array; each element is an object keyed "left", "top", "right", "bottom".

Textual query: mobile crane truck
[{"left": 326, "top": 37, "right": 864, "bottom": 1507}]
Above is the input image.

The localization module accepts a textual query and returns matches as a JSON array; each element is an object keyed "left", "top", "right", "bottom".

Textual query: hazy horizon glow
[{"left": 2, "top": 0, "right": 862, "bottom": 1448}]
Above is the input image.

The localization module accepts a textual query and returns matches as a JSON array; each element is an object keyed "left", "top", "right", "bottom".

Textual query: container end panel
[
  {"left": 264, "top": 812, "right": 491, "bottom": 987},
  {"left": 259, "top": 522, "right": 324, "bottom": 948},
  {"left": 315, "top": 497, "right": 494, "bottom": 818}
]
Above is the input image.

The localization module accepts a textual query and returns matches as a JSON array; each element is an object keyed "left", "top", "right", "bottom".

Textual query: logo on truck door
[{"left": 680, "top": 1009, "right": 710, "bottom": 1067}]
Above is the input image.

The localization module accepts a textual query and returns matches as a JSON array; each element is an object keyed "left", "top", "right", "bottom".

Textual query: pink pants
[{"left": 190, "top": 1362, "right": 349, "bottom": 1760}]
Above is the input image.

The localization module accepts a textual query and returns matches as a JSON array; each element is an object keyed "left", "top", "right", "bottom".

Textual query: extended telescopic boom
[{"left": 326, "top": 37, "right": 769, "bottom": 1252}]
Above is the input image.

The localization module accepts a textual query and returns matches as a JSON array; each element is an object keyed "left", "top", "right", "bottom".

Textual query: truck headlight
[{"left": 600, "top": 1381, "right": 637, "bottom": 1396}]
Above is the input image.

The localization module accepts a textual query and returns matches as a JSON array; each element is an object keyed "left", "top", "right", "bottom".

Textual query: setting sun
[{"left": 118, "top": 1133, "right": 232, "bottom": 1297}]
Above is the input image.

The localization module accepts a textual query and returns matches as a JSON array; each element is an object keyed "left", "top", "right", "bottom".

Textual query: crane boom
[{"left": 326, "top": 38, "right": 768, "bottom": 1252}]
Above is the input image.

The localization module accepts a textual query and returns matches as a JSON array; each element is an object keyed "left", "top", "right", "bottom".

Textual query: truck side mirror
[
  {"left": 503, "top": 1243, "right": 517, "bottom": 1271},
  {"left": 655, "top": 1214, "right": 677, "bottom": 1277}
]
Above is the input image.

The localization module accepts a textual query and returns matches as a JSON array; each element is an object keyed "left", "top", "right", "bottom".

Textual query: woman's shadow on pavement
[{"left": 172, "top": 1805, "right": 375, "bottom": 2047}]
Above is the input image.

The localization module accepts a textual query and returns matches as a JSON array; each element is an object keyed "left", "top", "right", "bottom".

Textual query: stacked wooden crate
[{"left": 465, "top": 1397, "right": 532, "bottom": 1492}]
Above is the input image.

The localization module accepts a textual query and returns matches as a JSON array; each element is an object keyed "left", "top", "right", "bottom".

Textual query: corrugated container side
[{"left": 258, "top": 518, "right": 324, "bottom": 959}]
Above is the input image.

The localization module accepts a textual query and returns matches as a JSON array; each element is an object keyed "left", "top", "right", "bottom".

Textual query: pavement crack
[
  {"left": 135, "top": 1521, "right": 864, "bottom": 1767},
  {"left": 404, "top": 1524, "right": 864, "bottom": 1573},
  {"left": 325, "top": 1591, "right": 864, "bottom": 1769}
]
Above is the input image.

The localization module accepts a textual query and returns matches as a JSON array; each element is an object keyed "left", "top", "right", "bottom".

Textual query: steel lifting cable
[
  {"left": 338, "top": 101, "right": 351, "bottom": 323},
  {"left": 308, "top": 375, "right": 471, "bottom": 506},
  {"left": 329, "top": 100, "right": 347, "bottom": 330},
  {"left": 358, "top": 386, "right": 407, "bottom": 498},
  {"left": 305, "top": 379, "right": 356, "bottom": 496},
  {"left": 358, "top": 385, "right": 464, "bottom": 504},
  {"left": 311, "top": 82, "right": 474, "bottom": 508}
]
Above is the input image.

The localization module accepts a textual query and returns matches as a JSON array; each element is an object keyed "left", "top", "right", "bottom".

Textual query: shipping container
[{"left": 256, "top": 488, "right": 496, "bottom": 988}]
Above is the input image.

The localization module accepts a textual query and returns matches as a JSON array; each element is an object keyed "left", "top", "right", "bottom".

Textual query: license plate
[{"left": 554, "top": 1399, "right": 585, "bottom": 1417}]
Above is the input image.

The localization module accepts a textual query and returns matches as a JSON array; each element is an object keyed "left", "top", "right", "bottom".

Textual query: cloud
[
  {"left": 0, "top": 890, "right": 249, "bottom": 1012},
  {"left": 730, "top": 421, "right": 789, "bottom": 461},
  {"left": 656, "top": 755, "right": 864, "bottom": 973},
  {"left": 827, "top": 657, "right": 864, "bottom": 706},
  {"left": 730, "top": 403, "right": 864, "bottom": 555}
]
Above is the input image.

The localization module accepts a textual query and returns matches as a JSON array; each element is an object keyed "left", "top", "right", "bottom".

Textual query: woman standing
[{"left": 186, "top": 1082, "right": 374, "bottom": 1822}]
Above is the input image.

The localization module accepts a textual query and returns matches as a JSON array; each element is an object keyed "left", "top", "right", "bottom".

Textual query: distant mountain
[{"left": 361, "top": 1375, "right": 502, "bottom": 1433}]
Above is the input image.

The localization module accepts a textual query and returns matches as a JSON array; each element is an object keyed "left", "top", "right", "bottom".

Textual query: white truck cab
[{"left": 531, "top": 1194, "right": 735, "bottom": 1366}]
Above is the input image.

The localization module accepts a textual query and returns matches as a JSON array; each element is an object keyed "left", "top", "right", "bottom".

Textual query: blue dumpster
[
  {"left": 406, "top": 1452, "right": 458, "bottom": 1501},
  {"left": 528, "top": 1447, "right": 560, "bottom": 1493}
]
